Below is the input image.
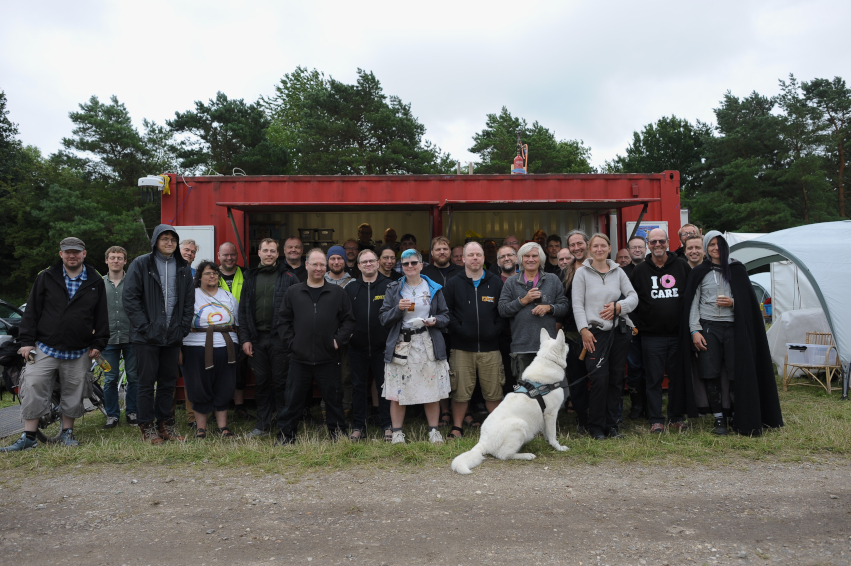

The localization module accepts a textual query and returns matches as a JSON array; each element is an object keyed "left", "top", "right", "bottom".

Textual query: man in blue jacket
[
  {"left": 123, "top": 225, "right": 194, "bottom": 444},
  {"left": 443, "top": 242, "right": 506, "bottom": 439}
]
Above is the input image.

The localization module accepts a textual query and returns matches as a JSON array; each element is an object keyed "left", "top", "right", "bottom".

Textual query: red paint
[{"left": 161, "top": 172, "right": 681, "bottom": 266}]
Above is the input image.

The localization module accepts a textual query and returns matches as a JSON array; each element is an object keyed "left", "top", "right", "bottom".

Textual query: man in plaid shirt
[{"left": 1, "top": 237, "right": 109, "bottom": 451}]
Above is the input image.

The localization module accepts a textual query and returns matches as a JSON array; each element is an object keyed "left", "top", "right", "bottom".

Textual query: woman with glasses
[
  {"left": 181, "top": 261, "right": 238, "bottom": 439},
  {"left": 379, "top": 249, "right": 451, "bottom": 445}
]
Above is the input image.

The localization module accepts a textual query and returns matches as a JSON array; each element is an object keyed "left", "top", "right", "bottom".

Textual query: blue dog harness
[{"left": 512, "top": 378, "right": 569, "bottom": 412}]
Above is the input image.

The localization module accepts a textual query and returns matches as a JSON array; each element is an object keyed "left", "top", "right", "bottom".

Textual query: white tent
[{"left": 729, "top": 221, "right": 851, "bottom": 372}]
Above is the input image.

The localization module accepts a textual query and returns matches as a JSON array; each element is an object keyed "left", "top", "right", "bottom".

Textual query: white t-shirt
[
  {"left": 183, "top": 288, "right": 239, "bottom": 347},
  {"left": 401, "top": 279, "right": 431, "bottom": 329}
]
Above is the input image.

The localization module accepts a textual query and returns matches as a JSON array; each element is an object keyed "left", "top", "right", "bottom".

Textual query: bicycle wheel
[{"left": 90, "top": 383, "right": 108, "bottom": 417}]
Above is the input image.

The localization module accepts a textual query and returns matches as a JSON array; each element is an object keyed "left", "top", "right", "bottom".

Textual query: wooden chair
[{"left": 783, "top": 332, "right": 842, "bottom": 394}]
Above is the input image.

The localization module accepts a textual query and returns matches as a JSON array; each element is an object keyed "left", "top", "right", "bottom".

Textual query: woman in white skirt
[{"left": 379, "top": 249, "right": 451, "bottom": 445}]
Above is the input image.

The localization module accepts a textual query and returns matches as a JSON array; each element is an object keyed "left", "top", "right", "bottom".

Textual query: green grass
[{"left": 0, "top": 376, "right": 849, "bottom": 477}]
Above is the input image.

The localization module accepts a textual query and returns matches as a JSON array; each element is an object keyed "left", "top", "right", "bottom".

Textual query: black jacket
[
  {"left": 629, "top": 252, "right": 691, "bottom": 336},
  {"left": 420, "top": 262, "right": 462, "bottom": 287},
  {"left": 345, "top": 274, "right": 391, "bottom": 353},
  {"left": 283, "top": 262, "right": 307, "bottom": 283},
  {"left": 238, "top": 262, "right": 298, "bottom": 344},
  {"left": 277, "top": 281, "right": 356, "bottom": 365},
  {"left": 123, "top": 224, "right": 194, "bottom": 346},
  {"left": 19, "top": 261, "right": 110, "bottom": 352},
  {"left": 443, "top": 270, "right": 505, "bottom": 352}
]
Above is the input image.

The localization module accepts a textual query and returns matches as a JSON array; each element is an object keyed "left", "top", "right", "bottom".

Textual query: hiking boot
[
  {"left": 650, "top": 423, "right": 664, "bottom": 434},
  {"left": 103, "top": 417, "right": 119, "bottom": 430},
  {"left": 0, "top": 432, "right": 37, "bottom": 452},
  {"left": 391, "top": 430, "right": 406, "bottom": 444},
  {"left": 58, "top": 429, "right": 80, "bottom": 447},
  {"left": 246, "top": 428, "right": 270, "bottom": 438},
  {"left": 607, "top": 427, "right": 624, "bottom": 439},
  {"left": 628, "top": 389, "right": 644, "bottom": 420},
  {"left": 157, "top": 419, "right": 185, "bottom": 442},
  {"left": 276, "top": 433, "right": 295, "bottom": 446},
  {"left": 712, "top": 417, "right": 728, "bottom": 436},
  {"left": 126, "top": 412, "right": 138, "bottom": 425},
  {"left": 140, "top": 421, "right": 164, "bottom": 444},
  {"left": 428, "top": 429, "right": 444, "bottom": 445},
  {"left": 668, "top": 420, "right": 688, "bottom": 432}
]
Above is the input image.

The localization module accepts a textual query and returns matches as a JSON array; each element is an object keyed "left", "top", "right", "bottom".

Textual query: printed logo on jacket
[{"left": 650, "top": 275, "right": 679, "bottom": 299}]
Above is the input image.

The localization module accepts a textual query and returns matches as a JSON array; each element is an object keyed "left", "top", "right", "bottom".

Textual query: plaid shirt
[{"left": 37, "top": 266, "right": 89, "bottom": 360}]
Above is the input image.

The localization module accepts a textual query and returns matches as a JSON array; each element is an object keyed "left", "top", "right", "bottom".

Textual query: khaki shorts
[
  {"left": 19, "top": 346, "right": 91, "bottom": 420},
  {"left": 449, "top": 349, "right": 505, "bottom": 402}
]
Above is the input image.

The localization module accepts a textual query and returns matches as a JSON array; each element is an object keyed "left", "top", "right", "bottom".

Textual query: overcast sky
[{"left": 3, "top": 0, "right": 850, "bottom": 171}]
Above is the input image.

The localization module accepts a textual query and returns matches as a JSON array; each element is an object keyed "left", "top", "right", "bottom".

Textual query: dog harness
[{"left": 512, "top": 378, "right": 569, "bottom": 412}]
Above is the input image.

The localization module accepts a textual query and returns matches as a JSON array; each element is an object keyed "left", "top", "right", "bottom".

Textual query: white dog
[{"left": 451, "top": 328, "right": 570, "bottom": 475}]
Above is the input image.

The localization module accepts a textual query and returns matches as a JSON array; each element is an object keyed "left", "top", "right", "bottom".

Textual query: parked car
[{"left": 0, "top": 300, "right": 24, "bottom": 347}]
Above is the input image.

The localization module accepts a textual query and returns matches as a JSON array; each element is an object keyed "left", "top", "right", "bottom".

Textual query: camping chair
[{"left": 783, "top": 332, "right": 842, "bottom": 394}]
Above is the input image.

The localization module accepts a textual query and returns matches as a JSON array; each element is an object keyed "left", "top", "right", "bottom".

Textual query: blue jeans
[{"left": 102, "top": 343, "right": 138, "bottom": 419}]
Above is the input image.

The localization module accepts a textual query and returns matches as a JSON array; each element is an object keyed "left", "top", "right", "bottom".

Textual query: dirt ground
[{"left": 1, "top": 458, "right": 849, "bottom": 566}]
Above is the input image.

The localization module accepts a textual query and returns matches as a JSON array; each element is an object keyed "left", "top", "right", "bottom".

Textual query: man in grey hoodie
[{"left": 123, "top": 225, "right": 194, "bottom": 444}]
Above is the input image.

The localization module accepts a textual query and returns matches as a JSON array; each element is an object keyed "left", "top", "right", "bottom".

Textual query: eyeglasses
[
  {"left": 159, "top": 238, "right": 177, "bottom": 244},
  {"left": 648, "top": 239, "right": 668, "bottom": 245},
  {"left": 358, "top": 259, "right": 377, "bottom": 265},
  {"left": 401, "top": 261, "right": 420, "bottom": 267},
  {"left": 629, "top": 245, "right": 645, "bottom": 251},
  {"left": 497, "top": 254, "right": 515, "bottom": 260},
  {"left": 680, "top": 231, "right": 696, "bottom": 237}
]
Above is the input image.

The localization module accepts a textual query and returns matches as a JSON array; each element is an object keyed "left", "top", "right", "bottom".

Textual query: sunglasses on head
[{"left": 401, "top": 261, "right": 419, "bottom": 267}]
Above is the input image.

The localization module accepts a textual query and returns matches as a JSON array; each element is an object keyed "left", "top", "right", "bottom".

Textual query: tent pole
[{"left": 628, "top": 203, "right": 649, "bottom": 241}]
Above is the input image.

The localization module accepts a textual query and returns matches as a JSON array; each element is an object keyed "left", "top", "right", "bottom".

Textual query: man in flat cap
[{"left": 2, "top": 237, "right": 109, "bottom": 451}]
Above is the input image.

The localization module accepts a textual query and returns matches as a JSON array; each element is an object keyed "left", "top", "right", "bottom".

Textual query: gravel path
[{"left": 1, "top": 459, "right": 849, "bottom": 565}]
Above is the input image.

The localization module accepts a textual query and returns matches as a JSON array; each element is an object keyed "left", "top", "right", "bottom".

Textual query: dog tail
[{"left": 451, "top": 443, "right": 487, "bottom": 475}]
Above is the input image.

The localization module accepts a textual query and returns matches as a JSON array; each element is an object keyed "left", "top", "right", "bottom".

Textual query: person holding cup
[
  {"left": 498, "top": 242, "right": 569, "bottom": 380},
  {"left": 379, "top": 249, "right": 451, "bottom": 445}
]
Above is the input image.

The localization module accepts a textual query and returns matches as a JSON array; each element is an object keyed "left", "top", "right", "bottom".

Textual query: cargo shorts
[
  {"left": 19, "top": 346, "right": 91, "bottom": 420},
  {"left": 449, "top": 349, "right": 505, "bottom": 403}
]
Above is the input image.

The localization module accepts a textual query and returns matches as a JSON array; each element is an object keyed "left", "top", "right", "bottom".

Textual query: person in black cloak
[{"left": 668, "top": 230, "right": 783, "bottom": 436}]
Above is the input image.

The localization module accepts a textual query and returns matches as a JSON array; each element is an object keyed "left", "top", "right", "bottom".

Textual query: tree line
[{"left": 1, "top": 69, "right": 848, "bottom": 302}]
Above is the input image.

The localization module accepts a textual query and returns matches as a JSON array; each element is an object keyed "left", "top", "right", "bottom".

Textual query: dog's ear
[
  {"left": 555, "top": 329, "right": 565, "bottom": 349},
  {"left": 540, "top": 327, "right": 551, "bottom": 345}
]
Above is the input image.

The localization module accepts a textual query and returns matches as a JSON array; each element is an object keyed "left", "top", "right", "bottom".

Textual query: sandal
[
  {"left": 220, "top": 427, "right": 235, "bottom": 439},
  {"left": 463, "top": 413, "right": 482, "bottom": 428},
  {"left": 195, "top": 428, "right": 207, "bottom": 439},
  {"left": 438, "top": 411, "right": 452, "bottom": 427},
  {"left": 383, "top": 428, "right": 393, "bottom": 443},
  {"left": 349, "top": 429, "right": 364, "bottom": 442},
  {"left": 447, "top": 426, "right": 463, "bottom": 439}
]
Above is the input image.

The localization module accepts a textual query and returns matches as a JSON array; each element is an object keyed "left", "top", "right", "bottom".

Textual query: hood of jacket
[
  {"left": 644, "top": 251, "right": 681, "bottom": 271},
  {"left": 398, "top": 274, "right": 443, "bottom": 295},
  {"left": 703, "top": 230, "right": 725, "bottom": 252},
  {"left": 149, "top": 224, "right": 189, "bottom": 267}
]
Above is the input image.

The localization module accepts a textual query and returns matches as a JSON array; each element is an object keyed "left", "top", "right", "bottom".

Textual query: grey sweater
[
  {"left": 688, "top": 267, "right": 735, "bottom": 332},
  {"left": 498, "top": 271, "right": 570, "bottom": 354},
  {"left": 154, "top": 251, "right": 177, "bottom": 326},
  {"left": 571, "top": 259, "right": 638, "bottom": 331}
]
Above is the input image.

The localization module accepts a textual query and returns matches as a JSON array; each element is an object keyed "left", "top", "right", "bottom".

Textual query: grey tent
[{"left": 729, "top": 220, "right": 851, "bottom": 396}]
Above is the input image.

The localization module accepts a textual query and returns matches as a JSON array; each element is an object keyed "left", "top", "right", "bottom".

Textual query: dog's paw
[{"left": 555, "top": 444, "right": 569, "bottom": 452}]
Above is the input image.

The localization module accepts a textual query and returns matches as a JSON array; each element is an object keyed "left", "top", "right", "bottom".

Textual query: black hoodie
[
  {"left": 345, "top": 274, "right": 391, "bottom": 353},
  {"left": 123, "top": 224, "right": 194, "bottom": 346},
  {"left": 629, "top": 251, "right": 691, "bottom": 336},
  {"left": 443, "top": 270, "right": 505, "bottom": 352}
]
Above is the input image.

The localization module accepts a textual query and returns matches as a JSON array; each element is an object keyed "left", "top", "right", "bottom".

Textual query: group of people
[{"left": 1, "top": 221, "right": 783, "bottom": 452}]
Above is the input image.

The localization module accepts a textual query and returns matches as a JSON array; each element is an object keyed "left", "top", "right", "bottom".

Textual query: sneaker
[
  {"left": 0, "top": 433, "right": 37, "bottom": 452},
  {"left": 140, "top": 422, "right": 164, "bottom": 444},
  {"left": 428, "top": 429, "right": 444, "bottom": 445},
  {"left": 103, "top": 417, "right": 119, "bottom": 430},
  {"left": 650, "top": 423, "right": 664, "bottom": 434},
  {"left": 126, "top": 412, "right": 138, "bottom": 425},
  {"left": 58, "top": 429, "right": 80, "bottom": 447},
  {"left": 246, "top": 428, "right": 270, "bottom": 438},
  {"left": 158, "top": 419, "right": 185, "bottom": 442},
  {"left": 606, "top": 427, "right": 624, "bottom": 439},
  {"left": 391, "top": 430, "right": 406, "bottom": 444},
  {"left": 712, "top": 417, "right": 728, "bottom": 436},
  {"left": 668, "top": 420, "right": 688, "bottom": 432}
]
